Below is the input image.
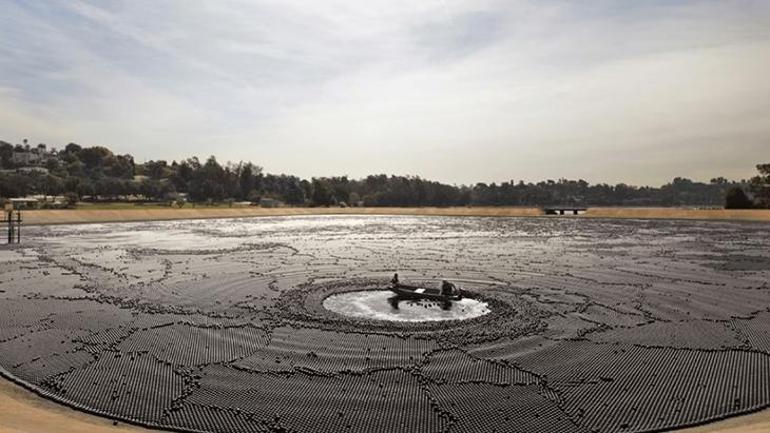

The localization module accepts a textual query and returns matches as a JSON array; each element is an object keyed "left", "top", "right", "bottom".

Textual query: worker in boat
[
  {"left": 441, "top": 280, "right": 456, "bottom": 296},
  {"left": 391, "top": 273, "right": 400, "bottom": 287}
]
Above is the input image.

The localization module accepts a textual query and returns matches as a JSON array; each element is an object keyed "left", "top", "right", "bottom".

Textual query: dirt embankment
[
  {"left": 585, "top": 207, "right": 770, "bottom": 222},
  {"left": 18, "top": 206, "right": 770, "bottom": 225},
  {"left": 0, "top": 376, "right": 157, "bottom": 433},
  {"left": 1, "top": 375, "right": 768, "bottom": 433},
  {"left": 672, "top": 410, "right": 770, "bottom": 433}
]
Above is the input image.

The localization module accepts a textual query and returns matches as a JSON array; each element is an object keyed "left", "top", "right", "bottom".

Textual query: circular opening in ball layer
[{"left": 323, "top": 290, "right": 490, "bottom": 322}]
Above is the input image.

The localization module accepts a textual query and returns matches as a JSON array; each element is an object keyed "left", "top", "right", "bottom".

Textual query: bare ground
[
  {"left": 19, "top": 206, "right": 770, "bottom": 226},
  {"left": 0, "top": 376, "right": 158, "bottom": 433}
]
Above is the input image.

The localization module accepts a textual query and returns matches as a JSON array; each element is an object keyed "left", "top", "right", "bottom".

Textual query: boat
[{"left": 389, "top": 274, "right": 463, "bottom": 302}]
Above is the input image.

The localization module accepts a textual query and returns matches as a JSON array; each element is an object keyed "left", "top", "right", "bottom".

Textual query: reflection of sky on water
[
  {"left": 25, "top": 214, "right": 738, "bottom": 257},
  {"left": 27, "top": 215, "right": 560, "bottom": 253},
  {"left": 323, "top": 290, "right": 489, "bottom": 322}
]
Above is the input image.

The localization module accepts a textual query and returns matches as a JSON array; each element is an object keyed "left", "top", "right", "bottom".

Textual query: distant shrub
[
  {"left": 64, "top": 192, "right": 79, "bottom": 209},
  {"left": 247, "top": 190, "right": 261, "bottom": 204},
  {"left": 724, "top": 187, "right": 753, "bottom": 209}
]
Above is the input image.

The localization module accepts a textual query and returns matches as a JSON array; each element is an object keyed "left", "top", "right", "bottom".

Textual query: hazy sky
[{"left": 1, "top": 1, "right": 769, "bottom": 185}]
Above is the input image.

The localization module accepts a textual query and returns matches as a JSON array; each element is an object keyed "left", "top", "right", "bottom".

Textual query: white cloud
[{"left": 1, "top": 0, "right": 768, "bottom": 184}]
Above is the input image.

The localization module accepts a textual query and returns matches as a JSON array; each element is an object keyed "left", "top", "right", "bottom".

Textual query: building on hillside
[
  {"left": 16, "top": 167, "right": 49, "bottom": 175},
  {"left": 9, "top": 144, "right": 55, "bottom": 167},
  {"left": 11, "top": 151, "right": 42, "bottom": 166},
  {"left": 30, "top": 195, "right": 66, "bottom": 205},
  {"left": 8, "top": 197, "right": 39, "bottom": 210},
  {"left": 0, "top": 167, "right": 50, "bottom": 175}
]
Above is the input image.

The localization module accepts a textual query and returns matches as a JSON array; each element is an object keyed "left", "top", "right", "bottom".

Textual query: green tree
[
  {"left": 284, "top": 181, "right": 306, "bottom": 205},
  {"left": 144, "top": 160, "right": 168, "bottom": 179},
  {"left": 0, "top": 141, "right": 13, "bottom": 168},
  {"left": 725, "top": 187, "right": 753, "bottom": 209},
  {"left": 750, "top": 164, "right": 770, "bottom": 208},
  {"left": 64, "top": 192, "right": 79, "bottom": 208},
  {"left": 188, "top": 156, "right": 226, "bottom": 201},
  {"left": 311, "top": 178, "right": 334, "bottom": 206},
  {"left": 78, "top": 146, "right": 112, "bottom": 171},
  {"left": 239, "top": 163, "right": 263, "bottom": 199},
  {"left": 64, "top": 143, "right": 82, "bottom": 154}
]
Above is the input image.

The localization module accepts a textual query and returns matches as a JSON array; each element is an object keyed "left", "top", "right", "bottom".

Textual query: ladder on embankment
[{"left": 3, "top": 209, "right": 22, "bottom": 244}]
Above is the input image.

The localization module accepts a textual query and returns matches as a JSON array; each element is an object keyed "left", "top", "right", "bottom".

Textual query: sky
[{"left": 1, "top": 0, "right": 769, "bottom": 186}]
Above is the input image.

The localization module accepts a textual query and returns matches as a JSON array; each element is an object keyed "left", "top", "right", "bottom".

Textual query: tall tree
[
  {"left": 750, "top": 163, "right": 770, "bottom": 208},
  {"left": 725, "top": 187, "right": 753, "bottom": 209}
]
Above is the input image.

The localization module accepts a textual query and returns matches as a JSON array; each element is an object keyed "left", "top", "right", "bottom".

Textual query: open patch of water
[{"left": 323, "top": 290, "right": 490, "bottom": 322}]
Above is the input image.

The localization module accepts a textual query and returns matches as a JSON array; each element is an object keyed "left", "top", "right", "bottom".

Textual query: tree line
[{"left": 0, "top": 139, "right": 767, "bottom": 208}]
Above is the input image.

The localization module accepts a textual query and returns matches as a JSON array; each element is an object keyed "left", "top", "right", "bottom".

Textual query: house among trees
[
  {"left": 2, "top": 140, "right": 57, "bottom": 175},
  {"left": 11, "top": 149, "right": 42, "bottom": 166},
  {"left": 8, "top": 197, "right": 40, "bottom": 210}
]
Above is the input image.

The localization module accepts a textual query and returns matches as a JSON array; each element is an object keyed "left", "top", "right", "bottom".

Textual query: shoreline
[
  {"left": 1, "top": 374, "right": 769, "bottom": 433},
  {"left": 0, "top": 374, "right": 159, "bottom": 433},
  {"left": 16, "top": 206, "right": 770, "bottom": 226}
]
